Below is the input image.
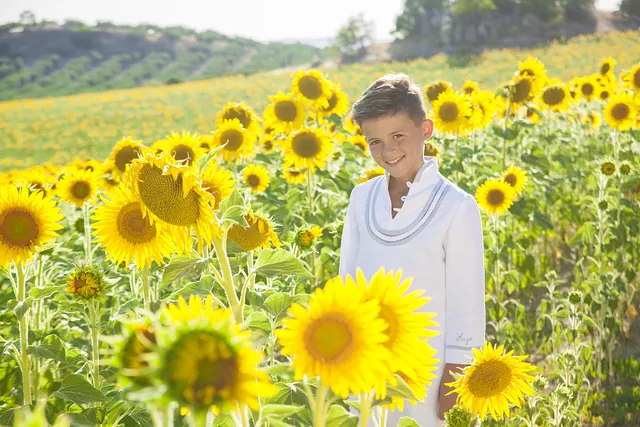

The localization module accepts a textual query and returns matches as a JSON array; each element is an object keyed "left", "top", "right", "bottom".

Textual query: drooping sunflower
[
  {"left": 516, "top": 57, "right": 547, "bottom": 92},
  {"left": 501, "top": 166, "right": 527, "bottom": 196},
  {"left": 575, "top": 76, "right": 601, "bottom": 103},
  {"left": 92, "top": 186, "right": 179, "bottom": 269},
  {"left": 152, "top": 131, "right": 206, "bottom": 167},
  {"left": 475, "top": 179, "right": 516, "bottom": 215},
  {"left": 227, "top": 210, "right": 281, "bottom": 251},
  {"left": 211, "top": 119, "right": 255, "bottom": 163},
  {"left": 318, "top": 85, "right": 350, "bottom": 118},
  {"left": 242, "top": 164, "right": 270, "bottom": 194},
  {"left": 200, "top": 162, "right": 235, "bottom": 211},
  {"left": 0, "top": 184, "right": 64, "bottom": 267},
  {"left": 216, "top": 102, "right": 261, "bottom": 138},
  {"left": 432, "top": 91, "right": 472, "bottom": 135},
  {"left": 275, "top": 272, "right": 393, "bottom": 398},
  {"left": 461, "top": 80, "right": 479, "bottom": 95},
  {"left": 359, "top": 167, "right": 385, "bottom": 184},
  {"left": 295, "top": 225, "right": 323, "bottom": 249},
  {"left": 445, "top": 342, "right": 536, "bottom": 421},
  {"left": 283, "top": 164, "right": 308, "bottom": 185},
  {"left": 604, "top": 93, "right": 638, "bottom": 131},
  {"left": 127, "top": 151, "right": 220, "bottom": 253},
  {"left": 106, "top": 136, "right": 145, "bottom": 180},
  {"left": 263, "top": 92, "right": 307, "bottom": 134},
  {"left": 66, "top": 267, "right": 105, "bottom": 300},
  {"left": 55, "top": 168, "right": 100, "bottom": 207},
  {"left": 349, "top": 134, "right": 369, "bottom": 154},
  {"left": 601, "top": 161, "right": 616, "bottom": 176},
  {"left": 622, "top": 62, "right": 640, "bottom": 92},
  {"left": 599, "top": 57, "right": 617, "bottom": 76},
  {"left": 282, "top": 127, "right": 333, "bottom": 172},
  {"left": 539, "top": 80, "right": 570, "bottom": 112},
  {"left": 291, "top": 69, "right": 332, "bottom": 110},
  {"left": 425, "top": 80, "right": 453, "bottom": 104}
]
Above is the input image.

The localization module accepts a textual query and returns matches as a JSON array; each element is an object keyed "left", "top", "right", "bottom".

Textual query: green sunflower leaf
[
  {"left": 161, "top": 255, "right": 208, "bottom": 287},
  {"left": 54, "top": 374, "right": 107, "bottom": 404},
  {"left": 326, "top": 405, "right": 358, "bottom": 427},
  {"left": 387, "top": 374, "right": 420, "bottom": 400},
  {"left": 261, "top": 404, "right": 305, "bottom": 418},
  {"left": 255, "top": 248, "right": 312, "bottom": 277},
  {"left": 28, "top": 334, "right": 67, "bottom": 363},
  {"left": 264, "top": 292, "right": 296, "bottom": 320},
  {"left": 398, "top": 417, "right": 421, "bottom": 427}
]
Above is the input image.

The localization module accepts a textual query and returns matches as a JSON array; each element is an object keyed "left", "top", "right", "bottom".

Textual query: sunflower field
[{"left": 1, "top": 27, "right": 640, "bottom": 427}]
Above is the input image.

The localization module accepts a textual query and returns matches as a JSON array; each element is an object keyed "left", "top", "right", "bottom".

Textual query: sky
[{"left": 0, "top": 0, "right": 621, "bottom": 43}]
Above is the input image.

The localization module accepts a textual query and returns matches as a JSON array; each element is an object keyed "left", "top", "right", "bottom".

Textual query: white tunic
[{"left": 339, "top": 156, "right": 486, "bottom": 427}]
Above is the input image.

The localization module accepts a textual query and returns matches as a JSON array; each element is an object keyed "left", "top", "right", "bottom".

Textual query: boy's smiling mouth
[{"left": 385, "top": 155, "right": 405, "bottom": 166}]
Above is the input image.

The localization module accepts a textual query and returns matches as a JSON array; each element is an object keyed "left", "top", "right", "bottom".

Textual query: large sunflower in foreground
[
  {"left": 291, "top": 69, "right": 332, "bottom": 110},
  {"left": 501, "top": 166, "right": 527, "bottom": 196},
  {"left": 604, "top": 93, "right": 637, "bottom": 131},
  {"left": 152, "top": 131, "right": 206, "bottom": 166},
  {"left": 106, "top": 136, "right": 145, "bottom": 180},
  {"left": 282, "top": 127, "right": 333, "bottom": 172},
  {"left": 211, "top": 119, "right": 255, "bottom": 163},
  {"left": 475, "top": 179, "right": 516, "bottom": 215},
  {"left": 242, "top": 164, "right": 270, "bottom": 193},
  {"left": 432, "top": 91, "right": 472, "bottom": 135},
  {"left": 216, "top": 102, "right": 261, "bottom": 138},
  {"left": 92, "top": 186, "right": 179, "bottom": 269},
  {"left": 263, "top": 92, "right": 306, "bottom": 134},
  {"left": 228, "top": 210, "right": 281, "bottom": 251},
  {"left": 55, "top": 168, "right": 101, "bottom": 207},
  {"left": 127, "top": 151, "right": 219, "bottom": 252},
  {"left": 318, "top": 84, "right": 350, "bottom": 118},
  {"left": 539, "top": 80, "right": 570, "bottom": 112},
  {"left": 275, "top": 272, "right": 392, "bottom": 398},
  {"left": 200, "top": 162, "right": 235, "bottom": 211},
  {"left": 0, "top": 185, "right": 64, "bottom": 267},
  {"left": 445, "top": 342, "right": 536, "bottom": 421}
]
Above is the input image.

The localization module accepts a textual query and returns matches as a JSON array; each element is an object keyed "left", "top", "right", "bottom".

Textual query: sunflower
[
  {"left": 525, "top": 107, "right": 540, "bottom": 124},
  {"left": 291, "top": 69, "right": 332, "bottom": 110},
  {"left": 359, "top": 167, "right": 385, "bottom": 184},
  {"left": 72, "top": 158, "right": 103, "bottom": 173},
  {"left": 216, "top": 102, "right": 261, "bottom": 138},
  {"left": 66, "top": 267, "right": 105, "bottom": 300},
  {"left": 349, "top": 134, "right": 369, "bottom": 154},
  {"left": 283, "top": 164, "right": 308, "bottom": 185},
  {"left": 319, "top": 85, "right": 350, "bottom": 118},
  {"left": 106, "top": 137, "right": 145, "bottom": 180},
  {"left": 282, "top": 127, "right": 333, "bottom": 172},
  {"left": 517, "top": 57, "right": 547, "bottom": 92},
  {"left": 211, "top": 119, "right": 255, "bottom": 163},
  {"left": 575, "top": 76, "right": 601, "bottom": 103},
  {"left": 92, "top": 186, "right": 179, "bottom": 269},
  {"left": 432, "top": 91, "right": 472, "bottom": 135},
  {"left": 539, "top": 80, "right": 570, "bottom": 112},
  {"left": 200, "top": 162, "right": 235, "bottom": 211},
  {"left": 0, "top": 185, "right": 64, "bottom": 267},
  {"left": 620, "top": 163, "right": 631, "bottom": 175},
  {"left": 15, "top": 167, "right": 55, "bottom": 198},
  {"left": 127, "top": 151, "right": 220, "bottom": 253},
  {"left": 116, "top": 322, "right": 156, "bottom": 387},
  {"left": 469, "top": 90, "right": 497, "bottom": 129},
  {"left": 260, "top": 134, "right": 276, "bottom": 153},
  {"left": 343, "top": 116, "right": 364, "bottom": 136},
  {"left": 295, "top": 225, "right": 323, "bottom": 249},
  {"left": 507, "top": 75, "right": 537, "bottom": 108},
  {"left": 275, "top": 272, "right": 392, "bottom": 398},
  {"left": 604, "top": 93, "right": 637, "bottom": 131},
  {"left": 462, "top": 80, "right": 479, "bottom": 95},
  {"left": 152, "top": 131, "right": 206, "bottom": 167},
  {"left": 445, "top": 342, "right": 536, "bottom": 421},
  {"left": 622, "top": 62, "right": 640, "bottom": 92},
  {"left": 583, "top": 112, "right": 602, "bottom": 130},
  {"left": 99, "top": 165, "right": 120, "bottom": 192},
  {"left": 242, "top": 164, "right": 270, "bottom": 193},
  {"left": 358, "top": 268, "right": 440, "bottom": 399},
  {"left": 601, "top": 161, "right": 616, "bottom": 176},
  {"left": 501, "top": 166, "right": 527, "bottom": 196},
  {"left": 475, "top": 179, "right": 516, "bottom": 215},
  {"left": 425, "top": 80, "right": 453, "bottom": 103},
  {"left": 227, "top": 210, "right": 281, "bottom": 251},
  {"left": 263, "top": 92, "right": 306, "bottom": 134},
  {"left": 165, "top": 295, "right": 222, "bottom": 324},
  {"left": 55, "top": 168, "right": 100, "bottom": 207},
  {"left": 599, "top": 57, "right": 617, "bottom": 76}
]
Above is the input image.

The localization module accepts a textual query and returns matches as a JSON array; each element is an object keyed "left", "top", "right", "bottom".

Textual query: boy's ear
[{"left": 423, "top": 118, "right": 434, "bottom": 140}]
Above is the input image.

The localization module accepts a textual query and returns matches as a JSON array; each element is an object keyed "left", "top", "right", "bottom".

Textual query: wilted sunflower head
[
  {"left": 475, "top": 179, "right": 516, "bottom": 215},
  {"left": 66, "top": 267, "right": 105, "bottom": 300},
  {"left": 55, "top": 168, "right": 101, "bottom": 207},
  {"left": 425, "top": 80, "right": 452, "bottom": 103},
  {"left": 242, "top": 164, "right": 270, "bottom": 193},
  {"left": 216, "top": 102, "right": 261, "bottom": 137},
  {"left": 264, "top": 92, "right": 307, "bottom": 134},
  {"left": 601, "top": 161, "right": 616, "bottom": 176},
  {"left": 620, "top": 163, "right": 631, "bottom": 175},
  {"left": 291, "top": 69, "right": 332, "bottom": 109},
  {"left": 227, "top": 211, "right": 281, "bottom": 251},
  {"left": 107, "top": 136, "right": 145, "bottom": 179},
  {"left": 152, "top": 131, "right": 206, "bottom": 167}
]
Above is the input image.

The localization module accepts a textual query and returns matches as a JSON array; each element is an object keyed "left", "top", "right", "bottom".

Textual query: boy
[{"left": 338, "top": 74, "right": 486, "bottom": 426}]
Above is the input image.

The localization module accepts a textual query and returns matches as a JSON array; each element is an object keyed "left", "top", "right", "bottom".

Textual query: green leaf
[
  {"left": 263, "top": 292, "right": 295, "bottom": 320},
  {"left": 255, "top": 249, "right": 311, "bottom": 277},
  {"left": 221, "top": 205, "right": 248, "bottom": 228},
  {"left": 13, "top": 297, "right": 33, "bottom": 321},
  {"left": 30, "top": 285, "right": 65, "bottom": 300},
  {"left": 245, "top": 311, "right": 272, "bottom": 331},
  {"left": 127, "top": 408, "right": 154, "bottom": 427},
  {"left": 82, "top": 406, "right": 106, "bottom": 424},
  {"left": 0, "top": 407, "right": 17, "bottom": 425},
  {"left": 326, "top": 405, "right": 358, "bottom": 427},
  {"left": 522, "top": 147, "right": 550, "bottom": 172},
  {"left": 581, "top": 314, "right": 600, "bottom": 331},
  {"left": 54, "top": 374, "right": 107, "bottom": 404},
  {"left": 387, "top": 374, "right": 420, "bottom": 400},
  {"left": 398, "top": 417, "right": 421, "bottom": 427},
  {"left": 161, "top": 255, "right": 208, "bottom": 287},
  {"left": 265, "top": 421, "right": 298, "bottom": 427},
  {"left": 261, "top": 404, "right": 304, "bottom": 418},
  {"left": 533, "top": 210, "right": 554, "bottom": 230},
  {"left": 219, "top": 190, "right": 245, "bottom": 220},
  {"left": 554, "top": 309, "right": 570, "bottom": 319},
  {"left": 28, "top": 334, "right": 66, "bottom": 363}
]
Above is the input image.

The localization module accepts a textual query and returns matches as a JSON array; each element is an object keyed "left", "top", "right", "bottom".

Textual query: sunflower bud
[{"left": 66, "top": 267, "right": 105, "bottom": 300}]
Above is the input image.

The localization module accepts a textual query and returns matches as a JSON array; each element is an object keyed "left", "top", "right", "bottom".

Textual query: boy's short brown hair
[{"left": 350, "top": 73, "right": 426, "bottom": 126}]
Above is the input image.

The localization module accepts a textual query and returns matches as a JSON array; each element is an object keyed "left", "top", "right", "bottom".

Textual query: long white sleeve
[
  {"left": 443, "top": 194, "right": 486, "bottom": 365},
  {"left": 338, "top": 188, "right": 360, "bottom": 282}
]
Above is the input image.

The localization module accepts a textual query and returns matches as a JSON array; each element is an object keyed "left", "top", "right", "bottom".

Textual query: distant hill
[{"left": 0, "top": 21, "right": 336, "bottom": 101}]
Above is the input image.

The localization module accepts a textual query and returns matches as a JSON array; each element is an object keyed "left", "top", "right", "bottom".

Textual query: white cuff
[{"left": 445, "top": 344, "right": 481, "bottom": 365}]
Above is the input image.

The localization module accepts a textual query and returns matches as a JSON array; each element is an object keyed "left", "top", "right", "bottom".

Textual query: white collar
[{"left": 383, "top": 156, "right": 439, "bottom": 192}]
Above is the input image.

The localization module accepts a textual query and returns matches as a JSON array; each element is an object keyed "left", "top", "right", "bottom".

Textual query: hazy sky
[{"left": 0, "top": 0, "right": 621, "bottom": 42}]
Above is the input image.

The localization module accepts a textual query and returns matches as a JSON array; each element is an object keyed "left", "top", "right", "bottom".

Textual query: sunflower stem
[
  {"left": 88, "top": 300, "right": 101, "bottom": 391},
  {"left": 212, "top": 233, "right": 242, "bottom": 324},
  {"left": 83, "top": 202, "right": 92, "bottom": 266},
  {"left": 312, "top": 380, "right": 327, "bottom": 427},
  {"left": 306, "top": 168, "right": 315, "bottom": 218},
  {"left": 141, "top": 265, "right": 151, "bottom": 312},
  {"left": 377, "top": 407, "right": 388, "bottom": 427},
  {"left": 359, "top": 392, "right": 371, "bottom": 427},
  {"left": 17, "top": 262, "right": 32, "bottom": 405},
  {"left": 240, "top": 404, "right": 250, "bottom": 427}
]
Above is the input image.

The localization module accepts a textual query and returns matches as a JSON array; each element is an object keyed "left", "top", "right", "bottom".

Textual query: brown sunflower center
[
  {"left": 427, "top": 84, "right": 447, "bottom": 102},
  {"left": 611, "top": 103, "right": 630, "bottom": 121},
  {"left": 322, "top": 92, "right": 339, "bottom": 112},
  {"left": 263, "top": 140, "right": 273, "bottom": 151},
  {"left": 600, "top": 63, "right": 611, "bottom": 74},
  {"left": 439, "top": 102, "right": 459, "bottom": 123},
  {"left": 467, "top": 359, "right": 513, "bottom": 398},
  {"left": 247, "top": 174, "right": 261, "bottom": 188},
  {"left": 223, "top": 108, "right": 252, "bottom": 129},
  {"left": 487, "top": 189, "right": 506, "bottom": 206},
  {"left": 304, "top": 313, "right": 354, "bottom": 363},
  {"left": 581, "top": 83, "right": 594, "bottom": 96},
  {"left": 298, "top": 75, "right": 324, "bottom": 99},
  {"left": 117, "top": 202, "right": 156, "bottom": 244},
  {"left": 504, "top": 173, "right": 518, "bottom": 187},
  {"left": 0, "top": 209, "right": 39, "bottom": 248},
  {"left": 171, "top": 144, "right": 196, "bottom": 165},
  {"left": 274, "top": 100, "right": 298, "bottom": 122},
  {"left": 71, "top": 181, "right": 91, "bottom": 200},
  {"left": 115, "top": 146, "right": 142, "bottom": 172},
  {"left": 520, "top": 68, "right": 535, "bottom": 77},
  {"left": 220, "top": 129, "right": 244, "bottom": 152},
  {"left": 542, "top": 87, "right": 565, "bottom": 106},
  {"left": 137, "top": 164, "right": 200, "bottom": 226},
  {"left": 600, "top": 91, "right": 610, "bottom": 100},
  {"left": 292, "top": 133, "right": 321, "bottom": 158},
  {"left": 634, "top": 70, "right": 640, "bottom": 88},
  {"left": 511, "top": 79, "right": 531, "bottom": 103}
]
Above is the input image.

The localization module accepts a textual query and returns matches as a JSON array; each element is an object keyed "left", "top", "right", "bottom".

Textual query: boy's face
[{"left": 360, "top": 113, "right": 434, "bottom": 183}]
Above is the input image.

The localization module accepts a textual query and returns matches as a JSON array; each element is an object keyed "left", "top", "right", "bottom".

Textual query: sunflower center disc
[
  {"left": 274, "top": 101, "right": 298, "bottom": 122},
  {"left": 322, "top": 92, "right": 339, "bottom": 112},
  {"left": 504, "top": 174, "right": 518, "bottom": 187},
  {"left": 582, "top": 83, "right": 594, "bottom": 96},
  {"left": 138, "top": 165, "right": 200, "bottom": 226},
  {"left": 305, "top": 314, "right": 353, "bottom": 363},
  {"left": 195, "top": 355, "right": 238, "bottom": 392},
  {"left": 221, "top": 129, "right": 244, "bottom": 151},
  {"left": 467, "top": 359, "right": 512, "bottom": 398},
  {"left": 601, "top": 63, "right": 610, "bottom": 74},
  {"left": 298, "top": 75, "right": 323, "bottom": 99},
  {"left": 224, "top": 108, "right": 252, "bottom": 129},
  {"left": 634, "top": 70, "right": 640, "bottom": 88},
  {"left": 611, "top": 103, "right": 630, "bottom": 121},
  {"left": 292, "top": 133, "right": 321, "bottom": 158},
  {"left": 512, "top": 80, "right": 531, "bottom": 103},
  {"left": 117, "top": 202, "right": 156, "bottom": 244},
  {"left": 439, "top": 102, "right": 459, "bottom": 123},
  {"left": 247, "top": 174, "right": 261, "bottom": 188},
  {"left": 427, "top": 84, "right": 446, "bottom": 102},
  {"left": 172, "top": 144, "right": 195, "bottom": 165},
  {"left": 0, "top": 209, "right": 39, "bottom": 247},
  {"left": 263, "top": 140, "right": 273, "bottom": 151},
  {"left": 487, "top": 189, "right": 505, "bottom": 206},
  {"left": 543, "top": 87, "right": 565, "bottom": 106},
  {"left": 72, "top": 181, "right": 91, "bottom": 200},
  {"left": 115, "top": 146, "right": 142, "bottom": 172}
]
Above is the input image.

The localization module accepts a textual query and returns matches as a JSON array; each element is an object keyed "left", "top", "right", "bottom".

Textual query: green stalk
[
  {"left": 212, "top": 231, "right": 242, "bottom": 323},
  {"left": 17, "top": 263, "right": 32, "bottom": 405},
  {"left": 378, "top": 407, "right": 388, "bottom": 427},
  {"left": 312, "top": 381, "right": 327, "bottom": 427},
  {"left": 306, "top": 168, "right": 315, "bottom": 218},
  {"left": 83, "top": 203, "right": 92, "bottom": 266},
  {"left": 141, "top": 266, "right": 151, "bottom": 311},
  {"left": 88, "top": 300, "right": 101, "bottom": 390},
  {"left": 359, "top": 392, "right": 371, "bottom": 427}
]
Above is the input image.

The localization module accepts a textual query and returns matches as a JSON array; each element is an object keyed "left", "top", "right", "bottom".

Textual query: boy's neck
[{"left": 388, "top": 159, "right": 425, "bottom": 192}]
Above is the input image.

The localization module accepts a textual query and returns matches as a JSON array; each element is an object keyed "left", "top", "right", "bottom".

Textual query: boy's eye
[
  {"left": 392, "top": 134, "right": 402, "bottom": 140},
  {"left": 369, "top": 140, "right": 380, "bottom": 146}
]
